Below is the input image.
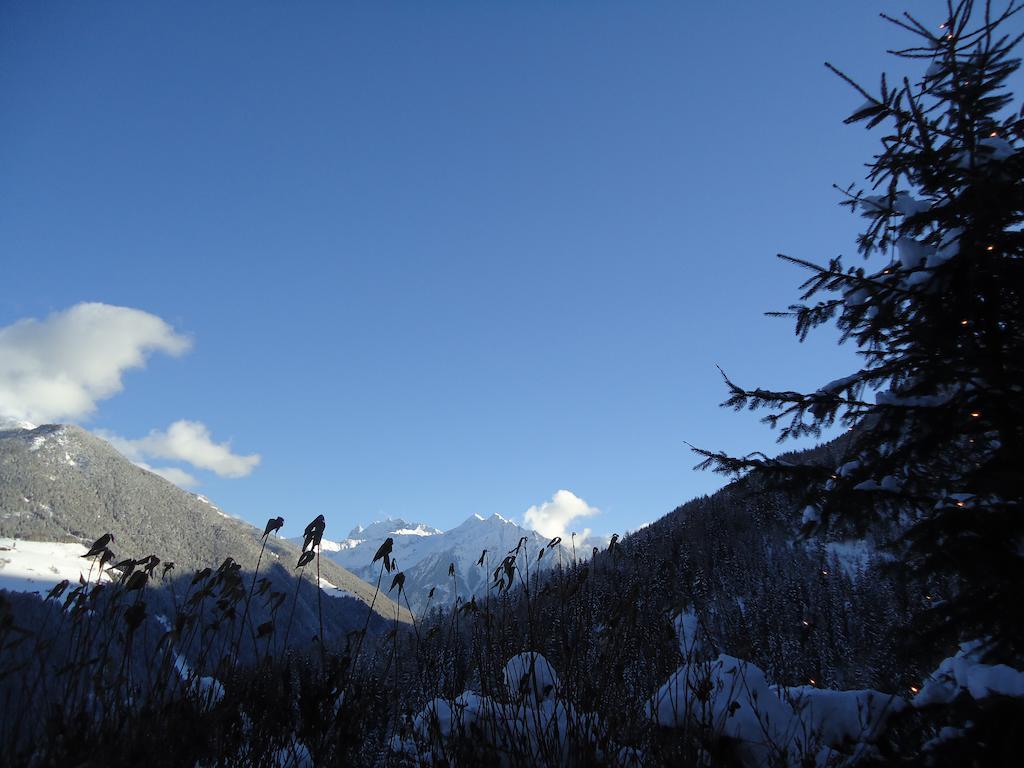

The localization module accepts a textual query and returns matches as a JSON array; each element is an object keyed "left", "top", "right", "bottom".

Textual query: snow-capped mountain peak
[
  {"left": 345, "top": 518, "right": 441, "bottom": 540},
  {"left": 391, "top": 523, "right": 441, "bottom": 537},
  {"left": 0, "top": 417, "right": 38, "bottom": 432},
  {"left": 456, "top": 512, "right": 514, "bottom": 529},
  {"left": 310, "top": 512, "right": 571, "bottom": 614},
  {"left": 0, "top": 423, "right": 411, "bottom": 630}
]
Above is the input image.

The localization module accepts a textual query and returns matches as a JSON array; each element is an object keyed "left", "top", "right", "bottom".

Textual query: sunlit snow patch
[
  {"left": 317, "top": 575, "right": 356, "bottom": 600},
  {"left": 0, "top": 539, "right": 110, "bottom": 595}
]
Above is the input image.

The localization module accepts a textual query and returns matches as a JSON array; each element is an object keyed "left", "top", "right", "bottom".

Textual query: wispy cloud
[
  {"left": 134, "top": 461, "right": 200, "bottom": 488},
  {"left": 0, "top": 303, "right": 190, "bottom": 424},
  {"left": 100, "top": 420, "right": 261, "bottom": 479}
]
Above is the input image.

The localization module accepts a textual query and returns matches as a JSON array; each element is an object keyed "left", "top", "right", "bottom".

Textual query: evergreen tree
[{"left": 695, "top": 1, "right": 1024, "bottom": 666}]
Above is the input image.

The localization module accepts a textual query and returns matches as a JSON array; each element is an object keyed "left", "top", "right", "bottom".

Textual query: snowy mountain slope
[
  {"left": 318, "top": 518, "right": 444, "bottom": 575},
  {"left": 308, "top": 513, "right": 572, "bottom": 614},
  {"left": 0, "top": 538, "right": 112, "bottom": 595},
  {"left": 0, "top": 423, "right": 411, "bottom": 630}
]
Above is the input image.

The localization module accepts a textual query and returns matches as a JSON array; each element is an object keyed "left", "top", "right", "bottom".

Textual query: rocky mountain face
[
  {"left": 310, "top": 513, "right": 572, "bottom": 614},
  {"left": 0, "top": 423, "right": 411, "bottom": 648}
]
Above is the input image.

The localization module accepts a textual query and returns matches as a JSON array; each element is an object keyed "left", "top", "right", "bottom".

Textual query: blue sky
[{"left": 1, "top": 1, "right": 948, "bottom": 539}]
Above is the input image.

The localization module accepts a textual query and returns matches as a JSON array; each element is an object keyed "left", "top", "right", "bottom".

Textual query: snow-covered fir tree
[
  {"left": 694, "top": 1, "right": 1024, "bottom": 759},
  {"left": 697, "top": 0, "right": 1023, "bottom": 670}
]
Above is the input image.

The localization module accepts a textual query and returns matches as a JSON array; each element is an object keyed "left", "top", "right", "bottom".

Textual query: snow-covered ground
[
  {"left": 914, "top": 639, "right": 1024, "bottom": 706},
  {"left": 0, "top": 538, "right": 108, "bottom": 595},
  {"left": 648, "top": 614, "right": 908, "bottom": 766},
  {"left": 391, "top": 651, "right": 641, "bottom": 766},
  {"left": 316, "top": 575, "right": 357, "bottom": 600}
]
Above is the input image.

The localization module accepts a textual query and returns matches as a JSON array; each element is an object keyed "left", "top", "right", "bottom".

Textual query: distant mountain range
[
  {"left": 0, "top": 423, "right": 411, "bottom": 654},
  {"left": 306, "top": 514, "right": 574, "bottom": 614}
]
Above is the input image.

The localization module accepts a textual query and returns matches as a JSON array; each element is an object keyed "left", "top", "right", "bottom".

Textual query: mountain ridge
[
  {"left": 306, "top": 511, "right": 573, "bottom": 614},
  {"left": 0, "top": 423, "right": 412, "bottom": 629}
]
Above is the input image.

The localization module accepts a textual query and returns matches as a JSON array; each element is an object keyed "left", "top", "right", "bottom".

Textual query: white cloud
[
  {"left": 0, "top": 303, "right": 191, "bottom": 424},
  {"left": 0, "top": 303, "right": 258, "bottom": 489},
  {"left": 134, "top": 461, "right": 199, "bottom": 488},
  {"left": 524, "top": 489, "right": 602, "bottom": 549},
  {"left": 102, "top": 420, "right": 261, "bottom": 479}
]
